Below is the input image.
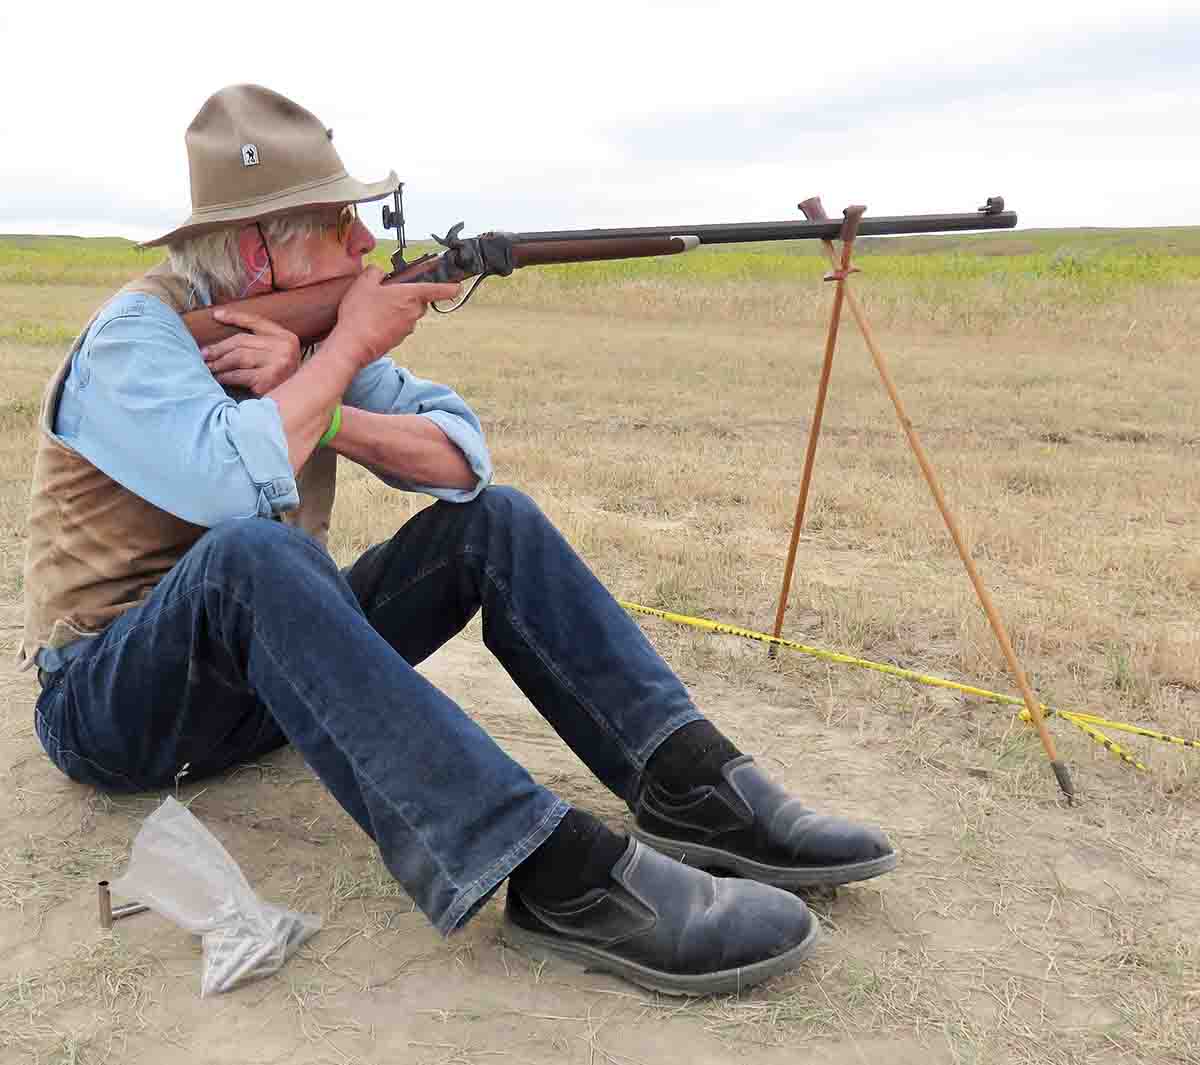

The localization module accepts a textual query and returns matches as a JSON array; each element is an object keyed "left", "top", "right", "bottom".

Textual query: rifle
[{"left": 182, "top": 193, "right": 1017, "bottom": 349}]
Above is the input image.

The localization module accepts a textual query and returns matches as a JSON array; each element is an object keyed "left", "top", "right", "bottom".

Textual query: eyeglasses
[{"left": 334, "top": 204, "right": 358, "bottom": 244}]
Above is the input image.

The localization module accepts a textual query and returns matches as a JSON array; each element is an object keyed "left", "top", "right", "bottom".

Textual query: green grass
[
  {"left": 0, "top": 321, "right": 79, "bottom": 347},
  {"left": 0, "top": 235, "right": 162, "bottom": 286},
  {"left": 370, "top": 229, "right": 1200, "bottom": 287},
  {"left": 5, "top": 230, "right": 1198, "bottom": 342},
  {"left": 399, "top": 246, "right": 1200, "bottom": 289},
  {"left": 6, "top": 227, "right": 1199, "bottom": 293}
]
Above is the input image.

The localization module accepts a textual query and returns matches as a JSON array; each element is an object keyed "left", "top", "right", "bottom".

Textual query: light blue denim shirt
[
  {"left": 38, "top": 291, "right": 492, "bottom": 671},
  {"left": 52, "top": 291, "right": 492, "bottom": 526}
]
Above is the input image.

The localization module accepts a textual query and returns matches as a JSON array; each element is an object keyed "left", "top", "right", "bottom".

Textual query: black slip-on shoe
[
  {"left": 502, "top": 838, "right": 818, "bottom": 996},
  {"left": 632, "top": 755, "right": 898, "bottom": 889}
]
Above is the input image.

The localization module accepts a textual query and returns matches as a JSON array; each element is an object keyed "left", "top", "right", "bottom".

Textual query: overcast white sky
[{"left": 1, "top": 0, "right": 1196, "bottom": 241}]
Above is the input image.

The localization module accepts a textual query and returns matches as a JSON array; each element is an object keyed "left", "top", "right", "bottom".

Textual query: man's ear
[{"left": 236, "top": 225, "right": 268, "bottom": 272}]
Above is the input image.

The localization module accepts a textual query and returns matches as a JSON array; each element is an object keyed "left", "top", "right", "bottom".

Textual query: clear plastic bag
[{"left": 112, "top": 796, "right": 321, "bottom": 996}]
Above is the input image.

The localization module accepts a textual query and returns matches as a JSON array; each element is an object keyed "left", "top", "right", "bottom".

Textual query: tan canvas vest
[{"left": 19, "top": 264, "right": 337, "bottom": 668}]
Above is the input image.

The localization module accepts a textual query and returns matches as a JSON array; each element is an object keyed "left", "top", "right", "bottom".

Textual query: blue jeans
[{"left": 33, "top": 487, "right": 701, "bottom": 934}]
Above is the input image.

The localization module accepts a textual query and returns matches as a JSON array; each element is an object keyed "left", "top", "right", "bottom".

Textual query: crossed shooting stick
[{"left": 770, "top": 198, "right": 1075, "bottom": 802}]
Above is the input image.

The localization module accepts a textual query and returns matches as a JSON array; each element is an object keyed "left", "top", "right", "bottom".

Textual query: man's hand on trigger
[
  {"left": 204, "top": 308, "right": 301, "bottom": 395},
  {"left": 331, "top": 266, "right": 460, "bottom": 365}
]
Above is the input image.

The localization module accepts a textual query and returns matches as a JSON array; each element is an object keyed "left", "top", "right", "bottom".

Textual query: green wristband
[{"left": 317, "top": 403, "right": 342, "bottom": 448}]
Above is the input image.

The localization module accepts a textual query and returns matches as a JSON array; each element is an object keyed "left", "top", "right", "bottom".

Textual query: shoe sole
[
  {"left": 501, "top": 912, "right": 819, "bottom": 997},
  {"left": 629, "top": 829, "right": 898, "bottom": 888}
]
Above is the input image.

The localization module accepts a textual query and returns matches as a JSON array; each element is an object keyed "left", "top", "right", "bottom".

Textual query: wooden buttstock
[
  {"left": 181, "top": 275, "right": 356, "bottom": 348},
  {"left": 179, "top": 233, "right": 696, "bottom": 344}
]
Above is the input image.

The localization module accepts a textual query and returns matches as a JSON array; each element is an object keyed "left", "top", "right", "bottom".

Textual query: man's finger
[
  {"left": 211, "top": 305, "right": 291, "bottom": 335},
  {"left": 203, "top": 334, "right": 268, "bottom": 360},
  {"left": 206, "top": 350, "right": 260, "bottom": 374}
]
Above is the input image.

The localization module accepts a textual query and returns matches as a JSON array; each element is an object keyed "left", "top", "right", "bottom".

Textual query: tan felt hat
[{"left": 140, "top": 84, "right": 399, "bottom": 248}]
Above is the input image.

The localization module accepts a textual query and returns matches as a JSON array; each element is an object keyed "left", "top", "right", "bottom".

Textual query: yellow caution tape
[
  {"left": 619, "top": 600, "right": 1198, "bottom": 773},
  {"left": 1020, "top": 706, "right": 1200, "bottom": 750},
  {"left": 1061, "top": 715, "right": 1148, "bottom": 772}
]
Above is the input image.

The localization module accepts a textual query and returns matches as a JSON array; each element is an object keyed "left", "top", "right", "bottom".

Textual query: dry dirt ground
[{"left": 1, "top": 280, "right": 1198, "bottom": 1064}]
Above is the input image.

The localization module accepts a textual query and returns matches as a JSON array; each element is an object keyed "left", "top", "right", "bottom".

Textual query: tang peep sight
[{"left": 382, "top": 184, "right": 408, "bottom": 268}]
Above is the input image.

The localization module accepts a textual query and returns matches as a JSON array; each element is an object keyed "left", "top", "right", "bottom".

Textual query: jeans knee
[
  {"left": 198, "top": 518, "right": 329, "bottom": 580},
  {"left": 475, "top": 485, "right": 545, "bottom": 531}
]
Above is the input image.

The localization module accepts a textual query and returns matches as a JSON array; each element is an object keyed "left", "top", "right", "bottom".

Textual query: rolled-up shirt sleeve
[
  {"left": 53, "top": 294, "right": 298, "bottom": 526},
  {"left": 342, "top": 356, "right": 493, "bottom": 502}
]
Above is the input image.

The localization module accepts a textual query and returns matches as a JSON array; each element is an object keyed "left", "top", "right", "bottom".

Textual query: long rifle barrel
[
  {"left": 511, "top": 208, "right": 1016, "bottom": 246},
  {"left": 181, "top": 196, "right": 1019, "bottom": 347}
]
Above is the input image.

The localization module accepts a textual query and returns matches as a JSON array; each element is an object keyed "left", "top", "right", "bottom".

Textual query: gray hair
[{"left": 166, "top": 211, "right": 325, "bottom": 302}]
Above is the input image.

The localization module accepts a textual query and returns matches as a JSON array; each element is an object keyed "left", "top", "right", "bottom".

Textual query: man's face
[
  {"left": 290, "top": 207, "right": 377, "bottom": 286},
  {"left": 242, "top": 207, "right": 377, "bottom": 295}
]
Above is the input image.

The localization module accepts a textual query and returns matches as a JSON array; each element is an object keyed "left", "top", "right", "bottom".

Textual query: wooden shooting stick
[
  {"left": 770, "top": 198, "right": 1075, "bottom": 801},
  {"left": 769, "top": 204, "right": 862, "bottom": 656}
]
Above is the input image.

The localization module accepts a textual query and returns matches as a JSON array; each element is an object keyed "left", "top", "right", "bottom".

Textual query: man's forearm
[
  {"left": 330, "top": 407, "right": 477, "bottom": 491},
  {"left": 267, "top": 336, "right": 364, "bottom": 470}
]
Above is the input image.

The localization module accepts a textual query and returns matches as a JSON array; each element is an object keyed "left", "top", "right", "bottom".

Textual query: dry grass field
[{"left": 0, "top": 229, "right": 1198, "bottom": 1064}]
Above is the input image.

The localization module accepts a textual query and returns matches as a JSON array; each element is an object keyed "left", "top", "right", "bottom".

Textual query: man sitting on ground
[{"left": 22, "top": 84, "right": 896, "bottom": 995}]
